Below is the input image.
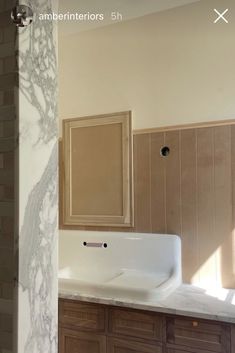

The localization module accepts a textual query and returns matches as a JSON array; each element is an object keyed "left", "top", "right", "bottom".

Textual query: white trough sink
[{"left": 59, "top": 231, "right": 182, "bottom": 301}]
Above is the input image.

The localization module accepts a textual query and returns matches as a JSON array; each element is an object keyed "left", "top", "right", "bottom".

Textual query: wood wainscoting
[
  {"left": 60, "top": 121, "right": 235, "bottom": 287},
  {"left": 133, "top": 124, "right": 235, "bottom": 287}
]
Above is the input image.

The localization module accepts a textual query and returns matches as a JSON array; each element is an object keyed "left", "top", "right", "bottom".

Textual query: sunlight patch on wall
[
  {"left": 233, "top": 230, "right": 235, "bottom": 275},
  {"left": 191, "top": 247, "right": 222, "bottom": 289}
]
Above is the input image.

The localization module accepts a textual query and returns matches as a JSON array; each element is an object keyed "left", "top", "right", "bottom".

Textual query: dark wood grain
[
  {"left": 231, "top": 325, "right": 235, "bottom": 353},
  {"left": 107, "top": 337, "right": 162, "bottom": 353},
  {"left": 59, "top": 299, "right": 233, "bottom": 353},
  {"left": 109, "top": 308, "right": 162, "bottom": 341},
  {"left": 166, "top": 316, "right": 230, "bottom": 353},
  {"left": 59, "top": 299, "right": 106, "bottom": 332},
  {"left": 60, "top": 328, "right": 106, "bottom": 353}
]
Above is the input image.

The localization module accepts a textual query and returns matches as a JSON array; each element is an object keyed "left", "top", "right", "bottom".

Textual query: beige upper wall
[
  {"left": 58, "top": 0, "right": 201, "bottom": 35},
  {"left": 58, "top": 0, "right": 235, "bottom": 133}
]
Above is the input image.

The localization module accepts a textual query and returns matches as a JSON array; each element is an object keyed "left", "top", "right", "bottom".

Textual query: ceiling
[{"left": 58, "top": 0, "right": 201, "bottom": 36}]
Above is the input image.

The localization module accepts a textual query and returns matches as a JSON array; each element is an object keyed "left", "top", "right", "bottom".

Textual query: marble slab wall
[
  {"left": 0, "top": 0, "right": 17, "bottom": 352},
  {"left": 17, "top": 1, "right": 58, "bottom": 353}
]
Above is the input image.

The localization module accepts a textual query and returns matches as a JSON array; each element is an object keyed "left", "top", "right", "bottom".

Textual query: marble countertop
[{"left": 59, "top": 284, "right": 235, "bottom": 324}]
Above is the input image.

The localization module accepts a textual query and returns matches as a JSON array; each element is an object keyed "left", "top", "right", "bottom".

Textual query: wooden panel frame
[
  {"left": 108, "top": 307, "right": 163, "bottom": 341},
  {"left": 166, "top": 316, "right": 230, "bottom": 353},
  {"left": 61, "top": 111, "right": 133, "bottom": 227},
  {"left": 59, "top": 299, "right": 234, "bottom": 353},
  {"left": 107, "top": 337, "right": 162, "bottom": 353},
  {"left": 59, "top": 299, "right": 106, "bottom": 332},
  {"left": 59, "top": 327, "right": 106, "bottom": 353},
  {"left": 133, "top": 119, "right": 235, "bottom": 135}
]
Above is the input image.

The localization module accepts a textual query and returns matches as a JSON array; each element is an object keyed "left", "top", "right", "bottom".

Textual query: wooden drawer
[
  {"left": 109, "top": 308, "right": 163, "bottom": 341},
  {"left": 166, "top": 317, "right": 230, "bottom": 353},
  {"left": 107, "top": 337, "right": 162, "bottom": 353},
  {"left": 59, "top": 300, "right": 105, "bottom": 332},
  {"left": 60, "top": 327, "right": 106, "bottom": 353}
]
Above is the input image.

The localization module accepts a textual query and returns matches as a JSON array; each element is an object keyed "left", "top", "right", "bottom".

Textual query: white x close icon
[{"left": 214, "top": 8, "right": 229, "bottom": 23}]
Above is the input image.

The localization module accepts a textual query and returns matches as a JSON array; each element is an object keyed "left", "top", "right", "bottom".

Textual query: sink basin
[{"left": 59, "top": 231, "right": 182, "bottom": 301}]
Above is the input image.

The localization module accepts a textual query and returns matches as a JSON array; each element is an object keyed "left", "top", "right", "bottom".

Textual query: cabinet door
[
  {"left": 166, "top": 317, "right": 230, "bottom": 353},
  {"left": 109, "top": 308, "right": 163, "bottom": 341},
  {"left": 59, "top": 299, "right": 105, "bottom": 332},
  {"left": 61, "top": 111, "right": 133, "bottom": 227},
  {"left": 60, "top": 328, "right": 106, "bottom": 353},
  {"left": 107, "top": 337, "right": 162, "bottom": 353}
]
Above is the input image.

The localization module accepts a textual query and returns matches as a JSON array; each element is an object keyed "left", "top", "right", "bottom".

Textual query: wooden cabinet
[
  {"left": 166, "top": 317, "right": 230, "bottom": 353},
  {"left": 59, "top": 299, "right": 233, "bottom": 353},
  {"left": 107, "top": 337, "right": 162, "bottom": 353},
  {"left": 60, "top": 328, "right": 106, "bottom": 353},
  {"left": 109, "top": 308, "right": 162, "bottom": 341},
  {"left": 60, "top": 111, "right": 133, "bottom": 228},
  {"left": 59, "top": 300, "right": 106, "bottom": 332}
]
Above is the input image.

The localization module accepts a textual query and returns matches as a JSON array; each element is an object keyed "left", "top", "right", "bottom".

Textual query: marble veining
[
  {"left": 59, "top": 284, "right": 235, "bottom": 324},
  {"left": 18, "top": 1, "right": 58, "bottom": 144},
  {"left": 17, "top": 0, "right": 58, "bottom": 353}
]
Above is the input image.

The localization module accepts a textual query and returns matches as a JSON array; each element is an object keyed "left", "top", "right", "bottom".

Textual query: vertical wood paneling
[
  {"left": 60, "top": 122, "right": 235, "bottom": 287},
  {"left": 133, "top": 134, "right": 151, "bottom": 232},
  {"left": 165, "top": 131, "right": 181, "bottom": 235},
  {"left": 214, "top": 126, "right": 233, "bottom": 287},
  {"left": 180, "top": 129, "right": 198, "bottom": 283},
  {"left": 229, "top": 126, "right": 235, "bottom": 287},
  {"left": 150, "top": 133, "right": 166, "bottom": 233},
  {"left": 197, "top": 128, "right": 215, "bottom": 285}
]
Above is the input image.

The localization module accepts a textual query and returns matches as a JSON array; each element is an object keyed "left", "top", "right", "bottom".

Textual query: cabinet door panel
[
  {"left": 109, "top": 308, "right": 162, "bottom": 341},
  {"left": 60, "top": 328, "right": 106, "bottom": 353},
  {"left": 166, "top": 317, "right": 230, "bottom": 352},
  {"left": 59, "top": 300, "right": 105, "bottom": 332},
  {"left": 107, "top": 337, "right": 162, "bottom": 353},
  {"left": 62, "top": 111, "right": 133, "bottom": 227}
]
